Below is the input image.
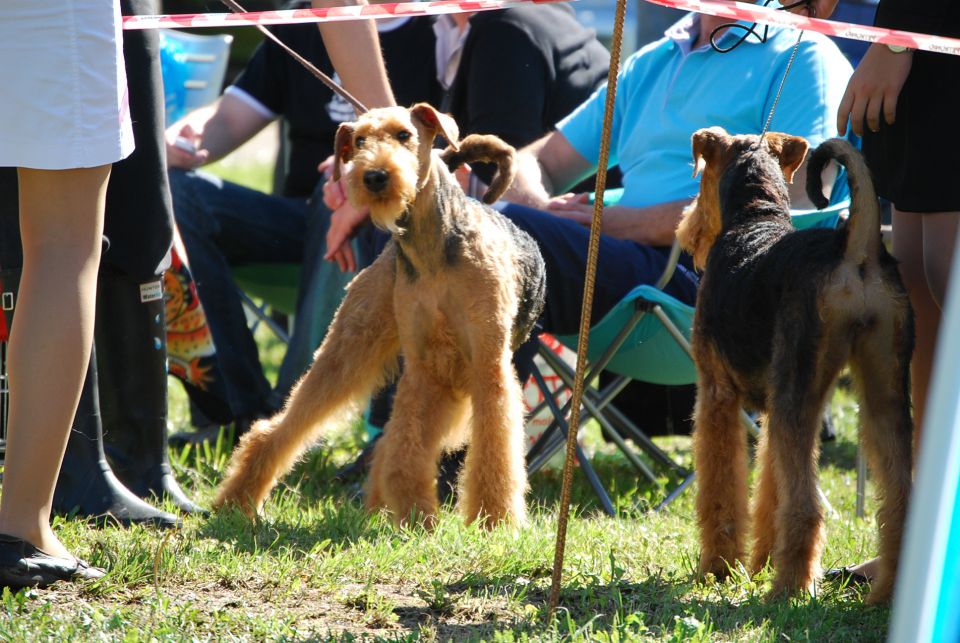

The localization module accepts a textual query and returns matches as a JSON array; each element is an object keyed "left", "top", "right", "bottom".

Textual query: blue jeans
[{"left": 170, "top": 169, "right": 312, "bottom": 419}]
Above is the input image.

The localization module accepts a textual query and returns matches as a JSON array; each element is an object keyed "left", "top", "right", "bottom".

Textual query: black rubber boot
[
  {"left": 53, "top": 350, "right": 181, "bottom": 528},
  {"left": 95, "top": 268, "right": 206, "bottom": 516}
]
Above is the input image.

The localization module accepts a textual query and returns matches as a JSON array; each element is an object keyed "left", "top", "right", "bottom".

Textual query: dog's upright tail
[
  {"left": 805, "top": 138, "right": 882, "bottom": 265},
  {"left": 441, "top": 134, "right": 517, "bottom": 204}
]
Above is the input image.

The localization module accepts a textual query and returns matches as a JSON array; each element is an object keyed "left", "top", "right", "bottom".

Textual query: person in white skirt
[{"left": 0, "top": 0, "right": 134, "bottom": 588}]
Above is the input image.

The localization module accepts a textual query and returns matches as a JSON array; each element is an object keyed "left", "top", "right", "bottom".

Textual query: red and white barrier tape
[
  {"left": 122, "top": 0, "right": 960, "bottom": 57},
  {"left": 122, "top": 0, "right": 568, "bottom": 30},
  {"left": 643, "top": 0, "right": 960, "bottom": 56}
]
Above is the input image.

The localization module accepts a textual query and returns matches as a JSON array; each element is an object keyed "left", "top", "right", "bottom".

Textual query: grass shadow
[{"left": 437, "top": 570, "right": 888, "bottom": 642}]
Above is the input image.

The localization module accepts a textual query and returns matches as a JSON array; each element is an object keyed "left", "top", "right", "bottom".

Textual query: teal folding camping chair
[{"left": 525, "top": 186, "right": 851, "bottom": 516}]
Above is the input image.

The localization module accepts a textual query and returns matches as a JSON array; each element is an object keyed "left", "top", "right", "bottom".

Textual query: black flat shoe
[
  {"left": 823, "top": 566, "right": 871, "bottom": 587},
  {"left": 0, "top": 533, "right": 105, "bottom": 589}
]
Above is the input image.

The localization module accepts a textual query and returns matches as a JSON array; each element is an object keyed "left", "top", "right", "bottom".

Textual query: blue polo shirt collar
[{"left": 666, "top": 12, "right": 770, "bottom": 56}]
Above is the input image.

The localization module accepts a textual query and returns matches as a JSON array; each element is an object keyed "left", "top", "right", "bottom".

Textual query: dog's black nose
[{"left": 363, "top": 169, "right": 389, "bottom": 193}]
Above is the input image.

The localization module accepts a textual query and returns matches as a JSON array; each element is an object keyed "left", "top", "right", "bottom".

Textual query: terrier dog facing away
[
  {"left": 676, "top": 127, "right": 914, "bottom": 603},
  {"left": 215, "top": 103, "right": 546, "bottom": 528}
]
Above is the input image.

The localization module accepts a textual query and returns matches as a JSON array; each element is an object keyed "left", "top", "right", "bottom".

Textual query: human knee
[
  {"left": 922, "top": 251, "right": 953, "bottom": 308},
  {"left": 896, "top": 248, "right": 929, "bottom": 296},
  {"left": 168, "top": 169, "right": 217, "bottom": 237}
]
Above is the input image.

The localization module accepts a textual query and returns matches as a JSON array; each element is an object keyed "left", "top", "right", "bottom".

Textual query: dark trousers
[{"left": 169, "top": 168, "right": 312, "bottom": 419}]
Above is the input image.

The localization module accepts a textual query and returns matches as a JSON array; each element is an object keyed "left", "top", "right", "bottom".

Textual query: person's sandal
[
  {"left": 823, "top": 566, "right": 871, "bottom": 587},
  {"left": 0, "top": 533, "right": 105, "bottom": 589}
]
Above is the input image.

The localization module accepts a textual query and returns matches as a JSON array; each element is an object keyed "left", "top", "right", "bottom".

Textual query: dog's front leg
[
  {"left": 460, "top": 348, "right": 528, "bottom": 528},
  {"left": 693, "top": 344, "right": 749, "bottom": 580},
  {"left": 368, "top": 362, "right": 466, "bottom": 528},
  {"left": 214, "top": 254, "right": 400, "bottom": 517}
]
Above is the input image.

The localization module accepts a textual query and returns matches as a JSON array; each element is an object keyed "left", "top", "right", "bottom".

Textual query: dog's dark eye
[
  {"left": 396, "top": 130, "right": 411, "bottom": 143},
  {"left": 355, "top": 136, "right": 366, "bottom": 149}
]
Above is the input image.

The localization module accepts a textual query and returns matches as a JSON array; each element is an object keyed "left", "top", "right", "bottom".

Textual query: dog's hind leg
[
  {"left": 460, "top": 350, "right": 528, "bottom": 528},
  {"left": 750, "top": 424, "right": 778, "bottom": 575},
  {"left": 693, "top": 344, "right": 749, "bottom": 579},
  {"left": 214, "top": 254, "right": 400, "bottom": 516},
  {"left": 369, "top": 363, "right": 468, "bottom": 528},
  {"left": 849, "top": 306, "right": 913, "bottom": 604}
]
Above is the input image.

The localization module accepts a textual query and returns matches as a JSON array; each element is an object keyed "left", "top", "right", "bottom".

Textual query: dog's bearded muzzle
[{"left": 346, "top": 148, "right": 419, "bottom": 234}]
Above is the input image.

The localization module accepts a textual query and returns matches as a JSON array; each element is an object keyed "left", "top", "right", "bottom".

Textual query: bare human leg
[
  {"left": 842, "top": 208, "right": 958, "bottom": 582},
  {"left": 0, "top": 165, "right": 110, "bottom": 560}
]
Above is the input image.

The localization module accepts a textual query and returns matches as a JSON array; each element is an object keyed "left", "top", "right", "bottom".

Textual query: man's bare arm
[
  {"left": 165, "top": 93, "right": 272, "bottom": 169},
  {"left": 505, "top": 132, "right": 594, "bottom": 208},
  {"left": 312, "top": 0, "right": 395, "bottom": 109},
  {"left": 601, "top": 201, "right": 690, "bottom": 246}
]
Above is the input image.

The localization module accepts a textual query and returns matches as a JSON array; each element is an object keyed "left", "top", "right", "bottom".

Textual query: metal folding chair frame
[{"left": 525, "top": 242, "right": 704, "bottom": 513}]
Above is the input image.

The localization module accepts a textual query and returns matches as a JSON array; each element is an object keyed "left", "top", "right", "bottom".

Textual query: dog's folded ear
[
  {"left": 410, "top": 103, "right": 460, "bottom": 151},
  {"left": 763, "top": 133, "right": 809, "bottom": 184},
  {"left": 332, "top": 122, "right": 356, "bottom": 182},
  {"left": 691, "top": 126, "right": 730, "bottom": 177}
]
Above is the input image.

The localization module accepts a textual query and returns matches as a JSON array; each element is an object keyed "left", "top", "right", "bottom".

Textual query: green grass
[
  {"left": 0, "top": 160, "right": 892, "bottom": 640},
  {"left": 5, "top": 335, "right": 891, "bottom": 641}
]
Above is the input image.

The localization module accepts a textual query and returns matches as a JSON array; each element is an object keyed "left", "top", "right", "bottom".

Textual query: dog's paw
[
  {"left": 864, "top": 578, "right": 893, "bottom": 605},
  {"left": 698, "top": 553, "right": 737, "bottom": 582},
  {"left": 394, "top": 510, "right": 439, "bottom": 532},
  {"left": 212, "top": 489, "right": 260, "bottom": 519},
  {"left": 764, "top": 584, "right": 793, "bottom": 602},
  {"left": 766, "top": 574, "right": 816, "bottom": 601},
  {"left": 749, "top": 552, "right": 771, "bottom": 576},
  {"left": 468, "top": 509, "right": 527, "bottom": 531}
]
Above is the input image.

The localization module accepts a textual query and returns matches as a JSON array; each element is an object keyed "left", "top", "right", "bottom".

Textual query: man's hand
[
  {"left": 322, "top": 174, "right": 350, "bottom": 212},
  {"left": 837, "top": 43, "right": 914, "bottom": 137},
  {"left": 165, "top": 123, "right": 210, "bottom": 169},
  {"left": 543, "top": 194, "right": 691, "bottom": 247},
  {"left": 324, "top": 201, "right": 369, "bottom": 273},
  {"left": 545, "top": 192, "right": 594, "bottom": 225},
  {"left": 317, "top": 155, "right": 335, "bottom": 180},
  {"left": 454, "top": 163, "right": 472, "bottom": 194}
]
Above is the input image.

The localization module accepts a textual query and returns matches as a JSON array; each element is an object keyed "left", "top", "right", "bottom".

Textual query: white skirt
[{"left": 0, "top": 0, "right": 135, "bottom": 170}]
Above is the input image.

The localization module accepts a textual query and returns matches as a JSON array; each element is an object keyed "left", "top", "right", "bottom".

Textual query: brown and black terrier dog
[
  {"left": 676, "top": 127, "right": 914, "bottom": 603},
  {"left": 214, "top": 103, "right": 546, "bottom": 528}
]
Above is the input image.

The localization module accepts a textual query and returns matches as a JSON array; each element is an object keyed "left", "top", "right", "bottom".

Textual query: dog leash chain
[
  {"left": 762, "top": 29, "right": 805, "bottom": 136},
  {"left": 218, "top": 0, "right": 369, "bottom": 114},
  {"left": 709, "top": 0, "right": 811, "bottom": 136}
]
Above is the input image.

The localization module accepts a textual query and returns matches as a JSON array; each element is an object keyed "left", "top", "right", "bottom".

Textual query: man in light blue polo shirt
[{"left": 500, "top": 9, "right": 852, "bottom": 339}]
